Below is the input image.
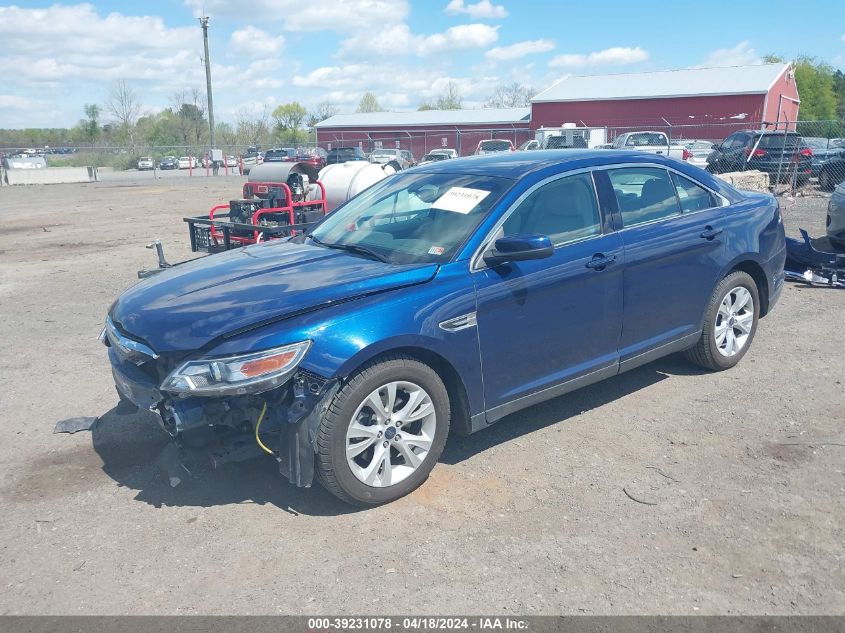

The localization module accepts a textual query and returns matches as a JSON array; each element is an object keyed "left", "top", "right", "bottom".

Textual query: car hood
[{"left": 111, "top": 241, "right": 438, "bottom": 353}]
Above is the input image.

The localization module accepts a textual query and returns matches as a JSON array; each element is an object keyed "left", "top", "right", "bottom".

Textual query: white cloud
[
  {"left": 485, "top": 39, "right": 554, "bottom": 61},
  {"left": 698, "top": 41, "right": 761, "bottom": 67},
  {"left": 338, "top": 22, "right": 499, "bottom": 58},
  {"left": 337, "top": 23, "right": 417, "bottom": 58},
  {"left": 549, "top": 46, "right": 649, "bottom": 68},
  {"left": 445, "top": 0, "right": 507, "bottom": 19},
  {"left": 417, "top": 24, "right": 499, "bottom": 56},
  {"left": 184, "top": 0, "right": 409, "bottom": 32},
  {"left": 292, "top": 63, "right": 500, "bottom": 110},
  {"left": 0, "top": 95, "right": 34, "bottom": 109},
  {"left": 229, "top": 26, "right": 284, "bottom": 58},
  {"left": 0, "top": 5, "right": 203, "bottom": 88}
]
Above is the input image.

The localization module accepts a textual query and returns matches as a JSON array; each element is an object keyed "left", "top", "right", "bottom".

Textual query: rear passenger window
[
  {"left": 608, "top": 168, "right": 681, "bottom": 227},
  {"left": 671, "top": 173, "right": 716, "bottom": 212},
  {"left": 503, "top": 173, "right": 601, "bottom": 245}
]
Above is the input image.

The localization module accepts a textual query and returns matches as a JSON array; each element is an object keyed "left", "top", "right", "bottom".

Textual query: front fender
[{"left": 204, "top": 261, "right": 485, "bottom": 418}]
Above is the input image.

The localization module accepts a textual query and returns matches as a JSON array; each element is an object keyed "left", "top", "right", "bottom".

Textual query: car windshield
[
  {"left": 422, "top": 154, "right": 447, "bottom": 161},
  {"left": 308, "top": 172, "right": 512, "bottom": 265},
  {"left": 755, "top": 134, "right": 801, "bottom": 148},
  {"left": 373, "top": 149, "right": 399, "bottom": 156},
  {"left": 479, "top": 140, "right": 511, "bottom": 152},
  {"left": 624, "top": 133, "right": 666, "bottom": 146}
]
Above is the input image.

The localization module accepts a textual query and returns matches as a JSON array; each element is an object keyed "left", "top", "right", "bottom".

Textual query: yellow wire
[{"left": 254, "top": 402, "right": 274, "bottom": 455}]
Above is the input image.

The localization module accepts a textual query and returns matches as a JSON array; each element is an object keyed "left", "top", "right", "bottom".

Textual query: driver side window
[{"left": 502, "top": 173, "right": 601, "bottom": 245}]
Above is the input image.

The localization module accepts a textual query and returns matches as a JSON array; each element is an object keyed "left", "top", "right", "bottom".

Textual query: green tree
[
  {"left": 82, "top": 103, "right": 100, "bottom": 144},
  {"left": 272, "top": 102, "right": 308, "bottom": 144},
  {"left": 793, "top": 56, "right": 837, "bottom": 121},
  {"left": 417, "top": 101, "right": 435, "bottom": 111},
  {"left": 356, "top": 92, "right": 381, "bottom": 113}
]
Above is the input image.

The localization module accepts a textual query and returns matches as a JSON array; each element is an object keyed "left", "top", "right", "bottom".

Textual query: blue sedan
[{"left": 103, "top": 150, "right": 786, "bottom": 505}]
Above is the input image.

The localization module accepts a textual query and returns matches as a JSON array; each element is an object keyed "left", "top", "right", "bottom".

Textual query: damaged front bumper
[{"left": 104, "top": 328, "right": 337, "bottom": 488}]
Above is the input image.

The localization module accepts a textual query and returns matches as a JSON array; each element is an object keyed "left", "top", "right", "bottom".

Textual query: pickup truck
[{"left": 612, "top": 131, "right": 691, "bottom": 161}]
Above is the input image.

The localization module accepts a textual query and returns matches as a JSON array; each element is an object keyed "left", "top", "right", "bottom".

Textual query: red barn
[
  {"left": 531, "top": 63, "right": 800, "bottom": 141},
  {"left": 314, "top": 107, "right": 531, "bottom": 158}
]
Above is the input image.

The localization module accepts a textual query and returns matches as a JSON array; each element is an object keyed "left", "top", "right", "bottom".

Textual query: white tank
[{"left": 318, "top": 161, "right": 393, "bottom": 211}]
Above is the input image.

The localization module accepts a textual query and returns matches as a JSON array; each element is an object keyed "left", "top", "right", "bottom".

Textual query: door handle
[
  {"left": 586, "top": 254, "right": 616, "bottom": 270},
  {"left": 700, "top": 226, "right": 723, "bottom": 240}
]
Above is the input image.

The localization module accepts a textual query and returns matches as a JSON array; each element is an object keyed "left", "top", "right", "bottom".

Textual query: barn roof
[
  {"left": 532, "top": 63, "right": 791, "bottom": 103},
  {"left": 314, "top": 107, "right": 531, "bottom": 129}
]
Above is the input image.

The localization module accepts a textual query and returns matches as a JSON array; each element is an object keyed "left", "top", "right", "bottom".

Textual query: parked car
[
  {"left": 369, "top": 148, "right": 413, "bottom": 170},
  {"left": 294, "top": 147, "right": 327, "bottom": 170},
  {"left": 475, "top": 139, "right": 515, "bottom": 155},
  {"left": 802, "top": 137, "right": 845, "bottom": 184},
  {"left": 611, "top": 131, "right": 690, "bottom": 161},
  {"left": 543, "top": 135, "right": 588, "bottom": 149},
  {"left": 137, "top": 157, "right": 155, "bottom": 171},
  {"left": 418, "top": 153, "right": 451, "bottom": 165},
  {"left": 177, "top": 156, "right": 196, "bottom": 169},
  {"left": 102, "top": 150, "right": 785, "bottom": 506},
  {"left": 225, "top": 155, "right": 238, "bottom": 168},
  {"left": 159, "top": 156, "right": 179, "bottom": 170},
  {"left": 674, "top": 140, "right": 716, "bottom": 169},
  {"left": 519, "top": 140, "right": 540, "bottom": 151},
  {"left": 326, "top": 147, "right": 368, "bottom": 164},
  {"left": 241, "top": 151, "right": 263, "bottom": 175},
  {"left": 827, "top": 182, "right": 845, "bottom": 248},
  {"left": 818, "top": 152, "right": 845, "bottom": 191},
  {"left": 429, "top": 148, "right": 458, "bottom": 159},
  {"left": 706, "top": 131, "right": 813, "bottom": 184},
  {"left": 263, "top": 148, "right": 297, "bottom": 163}
]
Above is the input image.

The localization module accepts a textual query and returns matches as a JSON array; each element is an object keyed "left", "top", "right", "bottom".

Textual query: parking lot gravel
[{"left": 0, "top": 178, "right": 842, "bottom": 615}]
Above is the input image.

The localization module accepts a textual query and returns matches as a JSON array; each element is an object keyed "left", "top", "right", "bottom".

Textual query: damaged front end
[{"left": 101, "top": 316, "right": 337, "bottom": 487}]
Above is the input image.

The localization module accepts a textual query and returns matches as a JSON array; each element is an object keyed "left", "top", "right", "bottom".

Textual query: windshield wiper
[{"left": 308, "top": 234, "right": 390, "bottom": 263}]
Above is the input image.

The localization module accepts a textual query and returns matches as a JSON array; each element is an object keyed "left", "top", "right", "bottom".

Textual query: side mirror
[{"left": 483, "top": 233, "right": 554, "bottom": 266}]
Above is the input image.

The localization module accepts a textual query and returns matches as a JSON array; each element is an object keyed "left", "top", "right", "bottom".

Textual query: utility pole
[{"left": 199, "top": 15, "right": 218, "bottom": 175}]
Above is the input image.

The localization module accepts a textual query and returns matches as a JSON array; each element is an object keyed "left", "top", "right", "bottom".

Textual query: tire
[
  {"left": 819, "top": 169, "right": 832, "bottom": 191},
  {"left": 315, "top": 354, "right": 450, "bottom": 506},
  {"left": 684, "top": 271, "right": 760, "bottom": 371}
]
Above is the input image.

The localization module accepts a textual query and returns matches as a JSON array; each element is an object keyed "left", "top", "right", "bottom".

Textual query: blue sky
[{"left": 0, "top": 0, "right": 843, "bottom": 128}]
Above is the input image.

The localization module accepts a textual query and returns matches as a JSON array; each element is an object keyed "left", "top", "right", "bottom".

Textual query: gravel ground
[{"left": 0, "top": 178, "right": 842, "bottom": 615}]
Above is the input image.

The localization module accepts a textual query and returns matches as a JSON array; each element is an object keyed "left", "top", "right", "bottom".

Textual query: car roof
[
  {"left": 411, "top": 149, "right": 728, "bottom": 178},
  {"left": 410, "top": 149, "right": 744, "bottom": 205}
]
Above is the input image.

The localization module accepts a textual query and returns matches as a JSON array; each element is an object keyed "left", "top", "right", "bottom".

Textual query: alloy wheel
[
  {"left": 715, "top": 286, "right": 754, "bottom": 357},
  {"left": 345, "top": 381, "right": 437, "bottom": 488}
]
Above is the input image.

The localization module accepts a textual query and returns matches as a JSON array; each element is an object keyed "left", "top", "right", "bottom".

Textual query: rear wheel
[
  {"left": 819, "top": 169, "right": 833, "bottom": 191},
  {"left": 315, "top": 355, "right": 450, "bottom": 506},
  {"left": 684, "top": 271, "right": 759, "bottom": 371}
]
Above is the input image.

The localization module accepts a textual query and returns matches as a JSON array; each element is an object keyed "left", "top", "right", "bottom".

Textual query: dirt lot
[{"left": 0, "top": 177, "right": 842, "bottom": 615}]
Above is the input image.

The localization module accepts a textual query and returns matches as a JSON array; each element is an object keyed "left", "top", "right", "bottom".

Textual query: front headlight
[{"left": 160, "top": 341, "right": 311, "bottom": 396}]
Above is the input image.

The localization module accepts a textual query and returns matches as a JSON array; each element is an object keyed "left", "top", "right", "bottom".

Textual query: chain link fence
[{"left": 4, "top": 119, "right": 845, "bottom": 194}]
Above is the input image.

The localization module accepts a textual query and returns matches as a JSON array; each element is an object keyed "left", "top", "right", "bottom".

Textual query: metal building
[
  {"left": 314, "top": 107, "right": 531, "bottom": 158},
  {"left": 531, "top": 63, "right": 800, "bottom": 140}
]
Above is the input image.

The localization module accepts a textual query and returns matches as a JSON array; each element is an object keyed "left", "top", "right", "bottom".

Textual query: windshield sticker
[
  {"left": 432, "top": 187, "right": 491, "bottom": 214},
  {"left": 428, "top": 246, "right": 445, "bottom": 256}
]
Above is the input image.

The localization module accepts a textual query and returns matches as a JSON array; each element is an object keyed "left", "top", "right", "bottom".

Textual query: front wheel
[
  {"left": 684, "top": 271, "right": 759, "bottom": 371},
  {"left": 315, "top": 355, "right": 450, "bottom": 506}
]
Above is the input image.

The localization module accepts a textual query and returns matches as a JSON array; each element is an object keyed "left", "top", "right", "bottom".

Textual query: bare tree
[
  {"left": 485, "top": 82, "right": 535, "bottom": 108},
  {"left": 235, "top": 105, "right": 272, "bottom": 147},
  {"left": 105, "top": 80, "right": 141, "bottom": 148},
  {"left": 308, "top": 102, "right": 338, "bottom": 126},
  {"left": 435, "top": 82, "right": 462, "bottom": 110}
]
